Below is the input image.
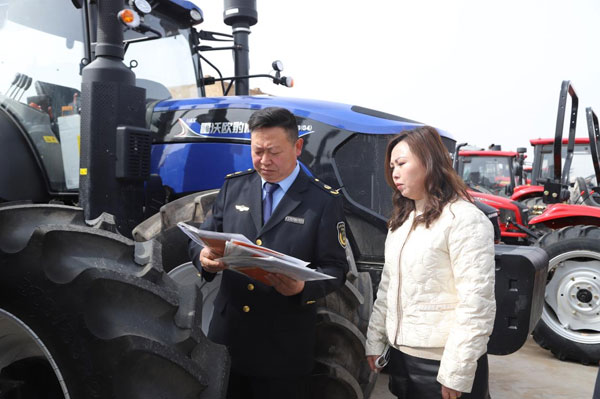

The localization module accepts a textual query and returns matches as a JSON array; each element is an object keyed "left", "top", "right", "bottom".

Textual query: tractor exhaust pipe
[
  {"left": 80, "top": 0, "right": 150, "bottom": 237},
  {"left": 223, "top": 0, "right": 257, "bottom": 96}
]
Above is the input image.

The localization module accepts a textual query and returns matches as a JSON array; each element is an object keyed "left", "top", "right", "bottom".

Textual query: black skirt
[{"left": 387, "top": 348, "right": 490, "bottom": 399}]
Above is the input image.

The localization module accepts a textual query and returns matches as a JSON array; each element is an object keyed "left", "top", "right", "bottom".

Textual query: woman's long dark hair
[{"left": 384, "top": 126, "right": 472, "bottom": 231}]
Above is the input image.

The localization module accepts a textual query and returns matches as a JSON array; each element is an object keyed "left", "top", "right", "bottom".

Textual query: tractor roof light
[
  {"left": 282, "top": 76, "right": 294, "bottom": 88},
  {"left": 132, "top": 0, "right": 152, "bottom": 14},
  {"left": 118, "top": 8, "right": 141, "bottom": 28},
  {"left": 190, "top": 9, "right": 204, "bottom": 23},
  {"left": 272, "top": 60, "right": 284, "bottom": 72}
]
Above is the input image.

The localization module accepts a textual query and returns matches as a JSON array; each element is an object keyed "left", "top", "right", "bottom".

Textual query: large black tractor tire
[
  {"left": 0, "top": 204, "right": 229, "bottom": 398},
  {"left": 135, "top": 191, "right": 377, "bottom": 399},
  {"left": 533, "top": 225, "right": 600, "bottom": 364},
  {"left": 133, "top": 190, "right": 218, "bottom": 272}
]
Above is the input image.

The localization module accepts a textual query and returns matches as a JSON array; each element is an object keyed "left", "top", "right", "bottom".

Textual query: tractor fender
[
  {"left": 528, "top": 203, "right": 600, "bottom": 228},
  {"left": 511, "top": 185, "right": 544, "bottom": 201}
]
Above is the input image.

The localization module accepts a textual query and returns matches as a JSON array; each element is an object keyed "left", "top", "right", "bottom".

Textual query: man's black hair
[{"left": 248, "top": 107, "right": 298, "bottom": 142}]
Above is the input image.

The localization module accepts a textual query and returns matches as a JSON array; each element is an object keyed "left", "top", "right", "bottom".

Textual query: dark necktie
[{"left": 263, "top": 182, "right": 279, "bottom": 225}]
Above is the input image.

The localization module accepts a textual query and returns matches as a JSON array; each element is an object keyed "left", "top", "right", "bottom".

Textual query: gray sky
[{"left": 193, "top": 0, "right": 600, "bottom": 156}]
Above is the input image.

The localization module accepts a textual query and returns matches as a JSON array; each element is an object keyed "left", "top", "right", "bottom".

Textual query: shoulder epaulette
[
  {"left": 225, "top": 168, "right": 255, "bottom": 179},
  {"left": 310, "top": 177, "right": 341, "bottom": 196}
]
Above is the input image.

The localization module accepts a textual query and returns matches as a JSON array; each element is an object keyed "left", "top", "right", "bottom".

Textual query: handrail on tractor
[
  {"left": 586, "top": 107, "right": 600, "bottom": 185},
  {"left": 553, "top": 80, "right": 578, "bottom": 186},
  {"left": 544, "top": 80, "right": 578, "bottom": 204}
]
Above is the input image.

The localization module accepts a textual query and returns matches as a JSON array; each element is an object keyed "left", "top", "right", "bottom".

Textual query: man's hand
[
  {"left": 266, "top": 273, "right": 304, "bottom": 296},
  {"left": 199, "top": 247, "right": 227, "bottom": 273},
  {"left": 441, "top": 385, "right": 462, "bottom": 399}
]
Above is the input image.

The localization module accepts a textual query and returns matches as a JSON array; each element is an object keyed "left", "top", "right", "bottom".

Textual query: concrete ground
[{"left": 370, "top": 337, "right": 598, "bottom": 399}]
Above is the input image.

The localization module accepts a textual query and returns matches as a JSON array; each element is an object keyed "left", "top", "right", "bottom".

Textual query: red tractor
[
  {"left": 456, "top": 81, "right": 600, "bottom": 364},
  {"left": 456, "top": 148, "right": 527, "bottom": 198},
  {"left": 513, "top": 81, "right": 600, "bottom": 364},
  {"left": 512, "top": 138, "right": 597, "bottom": 209},
  {"left": 454, "top": 145, "right": 533, "bottom": 245}
]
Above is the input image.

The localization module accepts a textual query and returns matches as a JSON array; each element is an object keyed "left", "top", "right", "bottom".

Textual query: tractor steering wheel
[{"left": 574, "top": 176, "right": 600, "bottom": 207}]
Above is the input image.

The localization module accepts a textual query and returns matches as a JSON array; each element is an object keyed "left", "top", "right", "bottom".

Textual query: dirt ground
[{"left": 370, "top": 337, "right": 598, "bottom": 399}]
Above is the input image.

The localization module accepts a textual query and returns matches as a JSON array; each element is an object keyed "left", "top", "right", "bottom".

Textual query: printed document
[{"left": 178, "top": 222, "right": 335, "bottom": 284}]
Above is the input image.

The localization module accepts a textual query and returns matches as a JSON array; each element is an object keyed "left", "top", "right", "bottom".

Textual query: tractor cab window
[
  {"left": 538, "top": 144, "right": 594, "bottom": 184},
  {"left": 124, "top": 26, "right": 197, "bottom": 100},
  {"left": 0, "top": 0, "right": 85, "bottom": 193},
  {"left": 460, "top": 156, "right": 514, "bottom": 196},
  {"left": 334, "top": 133, "right": 395, "bottom": 219},
  {"left": 0, "top": 1, "right": 200, "bottom": 194}
]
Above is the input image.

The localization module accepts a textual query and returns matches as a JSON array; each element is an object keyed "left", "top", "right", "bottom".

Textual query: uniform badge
[
  {"left": 337, "top": 222, "right": 347, "bottom": 248},
  {"left": 235, "top": 205, "right": 250, "bottom": 212},
  {"left": 284, "top": 216, "right": 304, "bottom": 224}
]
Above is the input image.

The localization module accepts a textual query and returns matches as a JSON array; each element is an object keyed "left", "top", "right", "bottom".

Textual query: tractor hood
[{"left": 153, "top": 96, "right": 454, "bottom": 141}]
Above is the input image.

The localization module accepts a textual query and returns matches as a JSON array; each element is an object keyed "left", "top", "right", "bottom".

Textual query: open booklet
[{"left": 178, "top": 222, "right": 335, "bottom": 286}]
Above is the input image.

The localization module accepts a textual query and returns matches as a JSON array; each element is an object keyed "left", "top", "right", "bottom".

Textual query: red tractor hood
[
  {"left": 529, "top": 203, "right": 600, "bottom": 227},
  {"left": 511, "top": 185, "right": 543, "bottom": 201}
]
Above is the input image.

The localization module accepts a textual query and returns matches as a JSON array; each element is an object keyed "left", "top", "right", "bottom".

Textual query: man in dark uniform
[{"left": 189, "top": 107, "right": 348, "bottom": 399}]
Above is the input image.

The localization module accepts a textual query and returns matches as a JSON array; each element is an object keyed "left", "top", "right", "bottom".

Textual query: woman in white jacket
[{"left": 365, "top": 126, "right": 496, "bottom": 399}]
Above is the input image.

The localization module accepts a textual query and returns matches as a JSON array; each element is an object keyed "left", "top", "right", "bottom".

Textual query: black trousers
[
  {"left": 387, "top": 348, "right": 490, "bottom": 399},
  {"left": 226, "top": 370, "right": 309, "bottom": 399}
]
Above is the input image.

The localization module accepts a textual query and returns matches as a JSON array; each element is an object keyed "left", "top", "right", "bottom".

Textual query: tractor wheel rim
[
  {"left": 0, "top": 308, "right": 70, "bottom": 398},
  {"left": 543, "top": 250, "right": 600, "bottom": 344}
]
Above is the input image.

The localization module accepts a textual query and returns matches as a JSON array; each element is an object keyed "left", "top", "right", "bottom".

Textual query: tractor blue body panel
[
  {"left": 149, "top": 96, "right": 453, "bottom": 194},
  {"left": 154, "top": 96, "right": 453, "bottom": 138},
  {"left": 151, "top": 142, "right": 253, "bottom": 193}
]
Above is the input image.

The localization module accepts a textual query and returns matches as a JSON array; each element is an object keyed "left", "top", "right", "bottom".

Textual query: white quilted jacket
[{"left": 366, "top": 199, "right": 496, "bottom": 393}]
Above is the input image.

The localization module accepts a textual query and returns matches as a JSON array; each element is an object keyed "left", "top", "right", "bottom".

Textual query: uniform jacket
[
  {"left": 365, "top": 199, "right": 496, "bottom": 393},
  {"left": 189, "top": 169, "right": 348, "bottom": 377}
]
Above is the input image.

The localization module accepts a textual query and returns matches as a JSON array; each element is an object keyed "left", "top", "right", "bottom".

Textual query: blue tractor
[{"left": 0, "top": 0, "right": 547, "bottom": 397}]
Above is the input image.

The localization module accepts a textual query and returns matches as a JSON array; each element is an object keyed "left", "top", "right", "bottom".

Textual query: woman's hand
[
  {"left": 366, "top": 355, "right": 382, "bottom": 373},
  {"left": 441, "top": 385, "right": 462, "bottom": 399}
]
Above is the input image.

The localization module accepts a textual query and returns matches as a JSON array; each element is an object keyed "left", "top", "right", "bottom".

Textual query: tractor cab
[
  {"left": 512, "top": 138, "right": 597, "bottom": 204},
  {"left": 0, "top": 0, "right": 205, "bottom": 201},
  {"left": 571, "top": 107, "right": 600, "bottom": 207},
  {"left": 456, "top": 149, "right": 520, "bottom": 197},
  {"left": 530, "top": 137, "right": 596, "bottom": 187}
]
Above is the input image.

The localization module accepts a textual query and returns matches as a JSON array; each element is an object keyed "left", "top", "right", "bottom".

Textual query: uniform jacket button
[
  {"left": 255, "top": 239, "right": 262, "bottom": 246},
  {"left": 242, "top": 305, "right": 250, "bottom": 313},
  {"left": 247, "top": 283, "right": 255, "bottom": 291}
]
